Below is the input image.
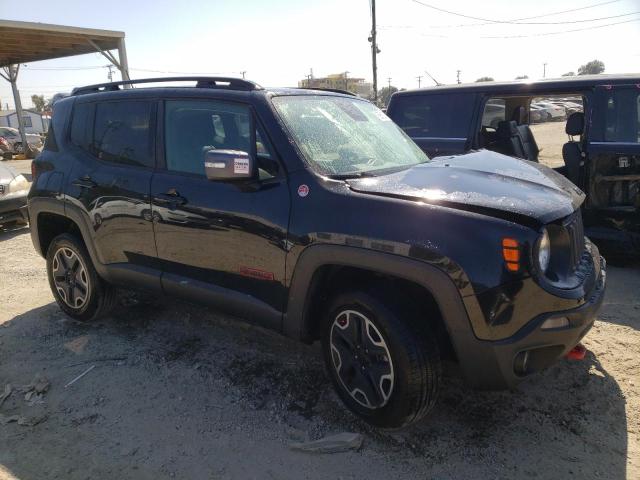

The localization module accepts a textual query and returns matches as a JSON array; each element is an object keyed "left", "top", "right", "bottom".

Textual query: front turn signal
[{"left": 502, "top": 238, "right": 520, "bottom": 272}]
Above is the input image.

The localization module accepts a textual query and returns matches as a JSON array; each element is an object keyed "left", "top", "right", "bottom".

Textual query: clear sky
[{"left": 1, "top": 0, "right": 639, "bottom": 109}]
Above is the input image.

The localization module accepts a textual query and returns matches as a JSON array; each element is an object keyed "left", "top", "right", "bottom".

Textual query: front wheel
[
  {"left": 322, "top": 289, "right": 441, "bottom": 428},
  {"left": 46, "top": 233, "right": 117, "bottom": 321}
]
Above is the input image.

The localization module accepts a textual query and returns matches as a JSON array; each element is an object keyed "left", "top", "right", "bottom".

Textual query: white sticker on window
[{"left": 234, "top": 157, "right": 250, "bottom": 174}]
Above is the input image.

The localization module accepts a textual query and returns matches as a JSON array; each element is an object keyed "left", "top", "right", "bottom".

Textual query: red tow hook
[{"left": 566, "top": 343, "right": 587, "bottom": 360}]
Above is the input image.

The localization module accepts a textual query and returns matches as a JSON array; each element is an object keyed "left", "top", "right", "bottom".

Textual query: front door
[{"left": 151, "top": 99, "right": 290, "bottom": 330}]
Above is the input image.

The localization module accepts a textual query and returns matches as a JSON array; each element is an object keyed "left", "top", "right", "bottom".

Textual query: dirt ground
[
  {"left": 529, "top": 121, "right": 568, "bottom": 169},
  {"left": 0, "top": 224, "right": 638, "bottom": 480}
]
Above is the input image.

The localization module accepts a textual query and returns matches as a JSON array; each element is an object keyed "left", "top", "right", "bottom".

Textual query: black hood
[{"left": 346, "top": 150, "right": 585, "bottom": 226}]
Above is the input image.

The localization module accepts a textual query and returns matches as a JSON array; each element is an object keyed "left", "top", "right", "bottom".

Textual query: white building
[{"left": 0, "top": 109, "right": 49, "bottom": 135}]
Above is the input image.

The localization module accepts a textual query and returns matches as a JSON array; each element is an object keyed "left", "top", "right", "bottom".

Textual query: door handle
[
  {"left": 72, "top": 175, "right": 97, "bottom": 189},
  {"left": 153, "top": 190, "right": 187, "bottom": 206}
]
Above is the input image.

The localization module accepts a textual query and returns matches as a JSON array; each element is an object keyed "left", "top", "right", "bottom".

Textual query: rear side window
[
  {"left": 93, "top": 101, "right": 154, "bottom": 167},
  {"left": 70, "top": 101, "right": 94, "bottom": 152},
  {"left": 389, "top": 93, "right": 475, "bottom": 139},
  {"left": 601, "top": 87, "right": 640, "bottom": 143}
]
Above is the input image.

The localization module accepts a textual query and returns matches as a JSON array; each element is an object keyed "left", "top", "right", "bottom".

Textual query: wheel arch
[
  {"left": 284, "top": 245, "right": 476, "bottom": 361},
  {"left": 30, "top": 198, "right": 104, "bottom": 276}
]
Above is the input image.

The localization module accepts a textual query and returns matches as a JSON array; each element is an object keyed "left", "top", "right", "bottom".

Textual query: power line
[
  {"left": 480, "top": 17, "right": 640, "bottom": 38},
  {"left": 408, "top": 0, "right": 635, "bottom": 25},
  {"left": 384, "top": 17, "right": 640, "bottom": 39}
]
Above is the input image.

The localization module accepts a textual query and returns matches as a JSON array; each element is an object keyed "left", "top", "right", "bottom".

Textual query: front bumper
[
  {"left": 0, "top": 194, "right": 29, "bottom": 225},
  {"left": 458, "top": 248, "right": 606, "bottom": 390}
]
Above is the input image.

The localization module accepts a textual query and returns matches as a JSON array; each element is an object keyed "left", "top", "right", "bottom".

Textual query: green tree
[
  {"left": 31, "top": 94, "right": 46, "bottom": 112},
  {"left": 475, "top": 76, "right": 494, "bottom": 82},
  {"left": 562, "top": 71, "right": 575, "bottom": 77},
  {"left": 515, "top": 75, "right": 529, "bottom": 80},
  {"left": 578, "top": 60, "right": 605, "bottom": 75},
  {"left": 378, "top": 86, "right": 399, "bottom": 107}
]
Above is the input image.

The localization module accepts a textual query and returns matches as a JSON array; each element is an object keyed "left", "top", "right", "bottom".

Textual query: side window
[
  {"left": 388, "top": 93, "right": 474, "bottom": 138},
  {"left": 481, "top": 99, "right": 505, "bottom": 128},
  {"left": 70, "top": 102, "right": 95, "bottom": 152},
  {"left": 164, "top": 100, "right": 252, "bottom": 175},
  {"left": 602, "top": 88, "right": 640, "bottom": 143},
  {"left": 93, "top": 101, "right": 153, "bottom": 167}
]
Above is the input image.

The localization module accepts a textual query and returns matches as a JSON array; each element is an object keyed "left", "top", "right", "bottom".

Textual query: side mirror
[{"left": 204, "top": 149, "right": 255, "bottom": 181}]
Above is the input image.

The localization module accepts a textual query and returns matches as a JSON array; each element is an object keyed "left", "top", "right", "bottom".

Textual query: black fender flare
[
  {"left": 284, "top": 244, "right": 505, "bottom": 387},
  {"left": 284, "top": 244, "right": 469, "bottom": 343},
  {"left": 29, "top": 197, "right": 107, "bottom": 278}
]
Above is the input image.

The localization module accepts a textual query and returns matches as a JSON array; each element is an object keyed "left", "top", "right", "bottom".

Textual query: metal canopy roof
[{"left": 0, "top": 20, "right": 125, "bottom": 67}]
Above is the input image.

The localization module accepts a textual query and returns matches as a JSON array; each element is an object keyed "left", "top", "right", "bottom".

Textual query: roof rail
[
  {"left": 298, "top": 87, "right": 357, "bottom": 96},
  {"left": 71, "top": 76, "right": 263, "bottom": 95}
]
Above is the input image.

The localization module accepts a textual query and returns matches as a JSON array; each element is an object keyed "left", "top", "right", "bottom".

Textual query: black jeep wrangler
[{"left": 29, "top": 77, "right": 606, "bottom": 428}]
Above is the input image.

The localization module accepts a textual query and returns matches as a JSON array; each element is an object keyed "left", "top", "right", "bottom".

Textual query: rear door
[
  {"left": 66, "top": 98, "right": 159, "bottom": 288},
  {"left": 150, "top": 98, "right": 290, "bottom": 330},
  {"left": 587, "top": 85, "right": 640, "bottom": 208},
  {"left": 387, "top": 92, "right": 477, "bottom": 157}
]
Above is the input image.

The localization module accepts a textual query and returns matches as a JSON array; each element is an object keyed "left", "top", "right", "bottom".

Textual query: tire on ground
[
  {"left": 46, "top": 233, "right": 117, "bottom": 322},
  {"left": 321, "top": 288, "right": 441, "bottom": 428}
]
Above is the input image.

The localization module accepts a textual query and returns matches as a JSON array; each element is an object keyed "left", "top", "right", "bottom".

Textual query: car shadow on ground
[
  {"left": 0, "top": 224, "right": 29, "bottom": 241},
  {"left": 0, "top": 293, "right": 629, "bottom": 479}
]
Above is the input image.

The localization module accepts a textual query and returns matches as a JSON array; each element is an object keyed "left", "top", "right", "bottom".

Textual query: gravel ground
[{"left": 0, "top": 225, "right": 638, "bottom": 480}]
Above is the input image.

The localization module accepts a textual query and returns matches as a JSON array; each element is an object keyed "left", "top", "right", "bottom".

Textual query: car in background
[
  {"left": 0, "top": 162, "right": 29, "bottom": 228},
  {"left": 529, "top": 104, "right": 544, "bottom": 123},
  {"left": 0, "top": 126, "right": 44, "bottom": 158},
  {"left": 532, "top": 102, "right": 566, "bottom": 121},
  {"left": 0, "top": 136, "right": 12, "bottom": 160}
]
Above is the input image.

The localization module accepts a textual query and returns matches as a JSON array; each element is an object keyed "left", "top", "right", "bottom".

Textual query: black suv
[{"left": 29, "top": 77, "right": 606, "bottom": 428}]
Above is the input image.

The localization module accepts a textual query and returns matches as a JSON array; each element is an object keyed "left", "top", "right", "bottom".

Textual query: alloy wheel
[
  {"left": 52, "top": 247, "right": 90, "bottom": 309},
  {"left": 329, "top": 309, "right": 395, "bottom": 409}
]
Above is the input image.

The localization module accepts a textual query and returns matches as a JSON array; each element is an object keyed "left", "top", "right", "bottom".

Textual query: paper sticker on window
[{"left": 234, "top": 157, "right": 250, "bottom": 175}]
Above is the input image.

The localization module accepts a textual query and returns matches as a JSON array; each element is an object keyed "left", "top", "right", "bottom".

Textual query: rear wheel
[
  {"left": 46, "top": 234, "right": 117, "bottom": 321},
  {"left": 322, "top": 289, "right": 441, "bottom": 428}
]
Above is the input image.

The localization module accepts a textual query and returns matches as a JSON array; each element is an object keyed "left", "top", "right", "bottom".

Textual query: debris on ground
[
  {"left": 64, "top": 335, "right": 90, "bottom": 354},
  {"left": 0, "top": 384, "right": 12, "bottom": 407},
  {"left": 18, "top": 374, "right": 50, "bottom": 404},
  {"left": 290, "top": 432, "right": 364, "bottom": 454},
  {"left": 0, "top": 413, "right": 48, "bottom": 427},
  {"left": 64, "top": 365, "right": 95, "bottom": 388}
]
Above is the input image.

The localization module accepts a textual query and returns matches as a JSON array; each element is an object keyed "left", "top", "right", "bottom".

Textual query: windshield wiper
[{"left": 327, "top": 171, "right": 376, "bottom": 180}]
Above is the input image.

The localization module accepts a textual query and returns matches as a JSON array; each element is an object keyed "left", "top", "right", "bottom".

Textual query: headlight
[
  {"left": 537, "top": 228, "right": 551, "bottom": 273},
  {"left": 7, "top": 174, "right": 30, "bottom": 194}
]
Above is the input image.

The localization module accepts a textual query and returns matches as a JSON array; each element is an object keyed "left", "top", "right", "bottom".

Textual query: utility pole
[
  {"left": 240, "top": 70, "right": 247, "bottom": 79},
  {"left": 456, "top": 70, "right": 461, "bottom": 84},
  {"left": 416, "top": 75, "right": 422, "bottom": 88},
  {"left": 344, "top": 71, "right": 349, "bottom": 90},
  {"left": 387, "top": 77, "right": 392, "bottom": 90},
  {"left": 106, "top": 64, "right": 114, "bottom": 82},
  {"left": 543, "top": 63, "right": 547, "bottom": 78},
  {"left": 368, "top": 0, "right": 379, "bottom": 105}
]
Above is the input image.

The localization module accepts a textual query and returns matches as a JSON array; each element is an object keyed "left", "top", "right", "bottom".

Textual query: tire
[
  {"left": 321, "top": 289, "right": 441, "bottom": 428},
  {"left": 46, "top": 233, "right": 117, "bottom": 321}
]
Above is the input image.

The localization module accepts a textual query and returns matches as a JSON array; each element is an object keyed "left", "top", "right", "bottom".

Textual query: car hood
[{"left": 346, "top": 150, "right": 585, "bottom": 226}]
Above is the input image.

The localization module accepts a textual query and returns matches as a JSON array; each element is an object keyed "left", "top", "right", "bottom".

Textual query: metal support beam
[
  {"left": 87, "top": 37, "right": 130, "bottom": 87},
  {"left": 117, "top": 38, "right": 130, "bottom": 83},
  {"left": 1, "top": 64, "right": 29, "bottom": 157}
]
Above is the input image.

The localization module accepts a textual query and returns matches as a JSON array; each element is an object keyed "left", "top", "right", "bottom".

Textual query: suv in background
[
  {"left": 387, "top": 75, "right": 640, "bottom": 257},
  {"left": 29, "top": 77, "right": 605, "bottom": 428}
]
